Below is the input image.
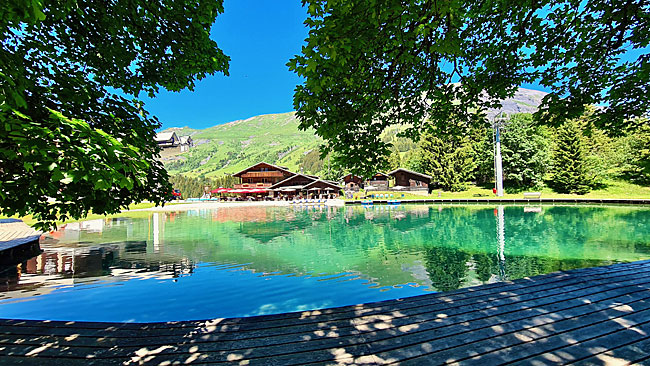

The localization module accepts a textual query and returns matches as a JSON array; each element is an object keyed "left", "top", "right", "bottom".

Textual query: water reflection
[{"left": 0, "top": 204, "right": 648, "bottom": 321}]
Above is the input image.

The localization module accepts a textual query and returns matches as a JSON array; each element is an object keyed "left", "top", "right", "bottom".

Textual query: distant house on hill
[
  {"left": 179, "top": 136, "right": 193, "bottom": 152},
  {"left": 232, "top": 162, "right": 296, "bottom": 189},
  {"left": 340, "top": 174, "right": 364, "bottom": 191},
  {"left": 388, "top": 168, "right": 431, "bottom": 191},
  {"left": 365, "top": 173, "right": 390, "bottom": 190},
  {"left": 155, "top": 131, "right": 180, "bottom": 149}
]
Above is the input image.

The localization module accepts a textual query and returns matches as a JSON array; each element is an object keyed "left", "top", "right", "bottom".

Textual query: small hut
[
  {"left": 340, "top": 174, "right": 364, "bottom": 191},
  {"left": 365, "top": 173, "right": 390, "bottom": 190},
  {"left": 388, "top": 168, "right": 431, "bottom": 191}
]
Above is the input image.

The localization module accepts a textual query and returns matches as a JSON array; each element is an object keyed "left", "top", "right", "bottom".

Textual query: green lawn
[
  {"left": 0, "top": 201, "right": 184, "bottom": 228},
  {"left": 346, "top": 180, "right": 650, "bottom": 200}
]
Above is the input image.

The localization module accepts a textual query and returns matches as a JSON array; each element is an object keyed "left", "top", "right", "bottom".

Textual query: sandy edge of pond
[{"left": 128, "top": 199, "right": 346, "bottom": 212}]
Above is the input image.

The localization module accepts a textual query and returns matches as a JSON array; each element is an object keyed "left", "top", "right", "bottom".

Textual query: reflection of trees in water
[
  {"left": 424, "top": 246, "right": 471, "bottom": 292},
  {"left": 473, "top": 253, "right": 497, "bottom": 283}
]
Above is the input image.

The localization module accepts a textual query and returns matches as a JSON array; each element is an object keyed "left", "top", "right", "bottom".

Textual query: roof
[
  {"left": 388, "top": 168, "right": 432, "bottom": 180},
  {"left": 232, "top": 162, "right": 296, "bottom": 178},
  {"left": 340, "top": 173, "right": 363, "bottom": 181},
  {"left": 303, "top": 180, "right": 343, "bottom": 190},
  {"left": 269, "top": 173, "right": 318, "bottom": 189},
  {"left": 155, "top": 131, "right": 178, "bottom": 142},
  {"left": 179, "top": 136, "right": 192, "bottom": 144},
  {"left": 368, "top": 172, "right": 390, "bottom": 179}
]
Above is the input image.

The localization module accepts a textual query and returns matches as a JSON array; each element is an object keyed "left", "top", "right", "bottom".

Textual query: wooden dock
[{"left": 2, "top": 260, "right": 650, "bottom": 365}]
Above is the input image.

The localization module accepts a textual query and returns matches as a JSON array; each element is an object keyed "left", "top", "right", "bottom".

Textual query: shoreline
[{"left": 129, "top": 199, "right": 346, "bottom": 212}]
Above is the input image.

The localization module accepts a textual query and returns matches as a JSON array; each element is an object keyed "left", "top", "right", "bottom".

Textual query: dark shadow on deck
[{"left": 2, "top": 261, "right": 650, "bottom": 365}]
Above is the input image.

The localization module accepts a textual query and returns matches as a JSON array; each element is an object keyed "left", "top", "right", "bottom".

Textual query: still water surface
[{"left": 1, "top": 204, "right": 649, "bottom": 322}]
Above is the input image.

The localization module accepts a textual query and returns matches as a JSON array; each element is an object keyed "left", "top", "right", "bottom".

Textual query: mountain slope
[
  {"left": 162, "top": 112, "right": 322, "bottom": 177},
  {"left": 161, "top": 88, "right": 548, "bottom": 177}
]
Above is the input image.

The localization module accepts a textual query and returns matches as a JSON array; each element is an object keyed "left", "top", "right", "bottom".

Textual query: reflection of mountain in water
[{"left": 3, "top": 204, "right": 649, "bottom": 297}]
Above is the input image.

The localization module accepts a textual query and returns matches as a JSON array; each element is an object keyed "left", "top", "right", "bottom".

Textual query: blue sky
[
  {"left": 144, "top": 0, "right": 309, "bottom": 130},
  {"left": 143, "top": 1, "right": 640, "bottom": 131}
]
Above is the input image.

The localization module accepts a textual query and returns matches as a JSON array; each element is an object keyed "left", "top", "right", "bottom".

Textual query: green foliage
[
  {"left": 168, "top": 175, "right": 239, "bottom": 199},
  {"left": 387, "top": 147, "right": 401, "bottom": 171},
  {"left": 0, "top": 0, "right": 229, "bottom": 230},
  {"left": 418, "top": 129, "right": 476, "bottom": 192},
  {"left": 500, "top": 114, "right": 551, "bottom": 188},
  {"left": 621, "top": 124, "right": 650, "bottom": 184},
  {"left": 300, "top": 149, "right": 325, "bottom": 175},
  {"left": 290, "top": 0, "right": 650, "bottom": 176},
  {"left": 548, "top": 120, "right": 594, "bottom": 194}
]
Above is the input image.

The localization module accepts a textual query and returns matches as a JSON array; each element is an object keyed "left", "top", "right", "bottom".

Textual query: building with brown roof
[
  {"left": 388, "top": 168, "right": 432, "bottom": 191},
  {"left": 365, "top": 173, "right": 390, "bottom": 190},
  {"left": 340, "top": 174, "right": 364, "bottom": 191},
  {"left": 232, "top": 162, "right": 297, "bottom": 189}
]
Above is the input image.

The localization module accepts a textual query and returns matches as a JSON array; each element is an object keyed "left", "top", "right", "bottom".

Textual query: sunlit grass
[
  {"left": 344, "top": 179, "right": 650, "bottom": 200},
  {"left": 0, "top": 201, "right": 184, "bottom": 228}
]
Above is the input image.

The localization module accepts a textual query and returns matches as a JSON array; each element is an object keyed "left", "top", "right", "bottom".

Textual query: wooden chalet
[
  {"left": 155, "top": 131, "right": 180, "bottom": 149},
  {"left": 388, "top": 168, "right": 431, "bottom": 190},
  {"left": 232, "top": 162, "right": 296, "bottom": 189},
  {"left": 340, "top": 174, "right": 364, "bottom": 191},
  {"left": 304, "top": 180, "right": 342, "bottom": 197},
  {"left": 269, "top": 173, "right": 318, "bottom": 198},
  {"left": 365, "top": 173, "right": 390, "bottom": 189}
]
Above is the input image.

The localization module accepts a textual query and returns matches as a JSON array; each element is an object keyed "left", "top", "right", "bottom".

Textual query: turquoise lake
[{"left": 0, "top": 204, "right": 649, "bottom": 322}]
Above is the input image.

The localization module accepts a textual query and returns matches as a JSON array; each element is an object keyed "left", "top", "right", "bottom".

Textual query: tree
[
  {"left": 387, "top": 146, "right": 401, "bottom": 171},
  {"left": 622, "top": 124, "right": 650, "bottom": 184},
  {"left": 548, "top": 120, "right": 593, "bottom": 194},
  {"left": 1, "top": 0, "right": 229, "bottom": 229},
  {"left": 289, "top": 0, "right": 650, "bottom": 176},
  {"left": 500, "top": 114, "right": 551, "bottom": 188},
  {"left": 419, "top": 129, "right": 476, "bottom": 191}
]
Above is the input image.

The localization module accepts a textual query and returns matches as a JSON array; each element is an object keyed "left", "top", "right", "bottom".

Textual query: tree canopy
[
  {"left": 289, "top": 0, "right": 650, "bottom": 177},
  {"left": 1, "top": 0, "right": 229, "bottom": 229}
]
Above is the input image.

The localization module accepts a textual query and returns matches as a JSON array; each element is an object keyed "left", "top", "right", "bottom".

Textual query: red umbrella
[
  {"left": 250, "top": 189, "right": 267, "bottom": 193},
  {"left": 216, "top": 188, "right": 232, "bottom": 193},
  {"left": 210, "top": 189, "right": 220, "bottom": 194}
]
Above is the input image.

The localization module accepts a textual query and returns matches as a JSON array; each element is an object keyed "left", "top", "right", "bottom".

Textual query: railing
[
  {"left": 234, "top": 183, "right": 273, "bottom": 189},
  {"left": 240, "top": 171, "right": 285, "bottom": 178}
]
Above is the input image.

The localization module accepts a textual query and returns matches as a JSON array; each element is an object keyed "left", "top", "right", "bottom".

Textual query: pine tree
[
  {"left": 388, "top": 147, "right": 402, "bottom": 171},
  {"left": 549, "top": 120, "right": 593, "bottom": 194},
  {"left": 419, "top": 130, "right": 476, "bottom": 191}
]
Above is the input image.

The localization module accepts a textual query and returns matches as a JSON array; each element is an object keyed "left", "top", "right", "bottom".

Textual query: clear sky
[
  {"left": 144, "top": 1, "right": 640, "bottom": 131},
  {"left": 144, "top": 0, "right": 309, "bottom": 130}
]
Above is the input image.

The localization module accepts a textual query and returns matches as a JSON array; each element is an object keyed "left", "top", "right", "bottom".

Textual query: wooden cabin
[
  {"left": 365, "top": 173, "right": 390, "bottom": 190},
  {"left": 304, "top": 180, "right": 343, "bottom": 198},
  {"left": 232, "top": 162, "right": 296, "bottom": 189},
  {"left": 340, "top": 174, "right": 364, "bottom": 191},
  {"left": 388, "top": 168, "right": 431, "bottom": 190},
  {"left": 155, "top": 131, "right": 180, "bottom": 149},
  {"left": 269, "top": 173, "right": 318, "bottom": 198}
]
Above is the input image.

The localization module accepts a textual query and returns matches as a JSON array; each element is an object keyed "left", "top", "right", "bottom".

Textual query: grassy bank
[
  {"left": 345, "top": 179, "right": 650, "bottom": 200},
  {"left": 0, "top": 201, "right": 184, "bottom": 228}
]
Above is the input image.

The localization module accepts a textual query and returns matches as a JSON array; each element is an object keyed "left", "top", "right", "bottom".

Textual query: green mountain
[
  {"left": 161, "top": 112, "right": 322, "bottom": 177},
  {"left": 161, "top": 88, "right": 548, "bottom": 178}
]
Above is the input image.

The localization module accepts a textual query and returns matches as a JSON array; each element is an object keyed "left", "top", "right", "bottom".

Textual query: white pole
[
  {"left": 496, "top": 205, "right": 506, "bottom": 280},
  {"left": 495, "top": 125, "right": 504, "bottom": 197}
]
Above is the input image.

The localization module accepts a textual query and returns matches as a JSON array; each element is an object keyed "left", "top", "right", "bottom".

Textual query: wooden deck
[{"left": 2, "top": 261, "right": 650, "bottom": 365}]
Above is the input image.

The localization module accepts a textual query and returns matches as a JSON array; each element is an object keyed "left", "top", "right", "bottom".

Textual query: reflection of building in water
[
  {"left": 211, "top": 207, "right": 271, "bottom": 223},
  {"left": 0, "top": 239, "right": 195, "bottom": 299}
]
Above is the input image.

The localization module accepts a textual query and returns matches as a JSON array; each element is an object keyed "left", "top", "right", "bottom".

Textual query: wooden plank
[
  {"left": 388, "top": 294, "right": 650, "bottom": 365},
  {"left": 571, "top": 337, "right": 650, "bottom": 365},
  {"left": 2, "top": 261, "right": 650, "bottom": 365},
  {"left": 447, "top": 307, "right": 650, "bottom": 365}
]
